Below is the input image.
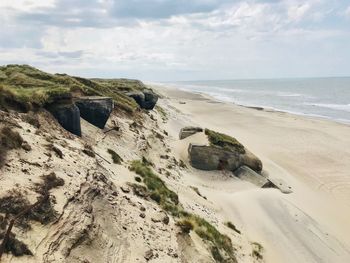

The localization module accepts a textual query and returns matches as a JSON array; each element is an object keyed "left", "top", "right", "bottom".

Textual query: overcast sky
[{"left": 1, "top": 0, "right": 350, "bottom": 81}]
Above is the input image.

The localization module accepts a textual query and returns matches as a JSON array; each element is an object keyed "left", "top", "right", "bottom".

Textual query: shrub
[{"left": 205, "top": 129, "right": 245, "bottom": 154}]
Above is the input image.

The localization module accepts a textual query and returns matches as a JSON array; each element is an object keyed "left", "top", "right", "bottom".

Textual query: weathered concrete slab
[
  {"left": 188, "top": 143, "right": 241, "bottom": 171},
  {"left": 234, "top": 166, "right": 269, "bottom": 187},
  {"left": 188, "top": 143, "right": 262, "bottom": 173},
  {"left": 264, "top": 177, "right": 293, "bottom": 194},
  {"left": 179, "top": 126, "right": 203, "bottom": 140}
]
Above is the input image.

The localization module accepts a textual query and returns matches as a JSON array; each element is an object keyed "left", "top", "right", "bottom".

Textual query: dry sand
[{"left": 153, "top": 84, "right": 350, "bottom": 263}]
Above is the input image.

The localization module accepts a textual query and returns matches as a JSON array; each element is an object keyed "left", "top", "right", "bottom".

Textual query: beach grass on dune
[
  {"left": 0, "top": 64, "right": 143, "bottom": 113},
  {"left": 130, "top": 159, "right": 237, "bottom": 262},
  {"left": 205, "top": 128, "right": 245, "bottom": 154}
]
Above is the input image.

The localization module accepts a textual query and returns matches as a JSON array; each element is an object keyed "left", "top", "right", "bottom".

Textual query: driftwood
[{"left": 95, "top": 152, "right": 111, "bottom": 164}]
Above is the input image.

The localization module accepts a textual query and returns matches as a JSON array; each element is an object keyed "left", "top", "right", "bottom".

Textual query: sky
[{"left": 0, "top": 0, "right": 350, "bottom": 81}]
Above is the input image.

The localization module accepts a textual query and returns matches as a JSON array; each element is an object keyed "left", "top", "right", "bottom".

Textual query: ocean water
[{"left": 167, "top": 78, "right": 350, "bottom": 124}]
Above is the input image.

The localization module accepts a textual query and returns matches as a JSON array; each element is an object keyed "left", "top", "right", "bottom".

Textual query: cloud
[
  {"left": 345, "top": 5, "right": 350, "bottom": 17},
  {"left": 0, "top": 0, "right": 349, "bottom": 80},
  {"left": 0, "top": 0, "right": 55, "bottom": 11}
]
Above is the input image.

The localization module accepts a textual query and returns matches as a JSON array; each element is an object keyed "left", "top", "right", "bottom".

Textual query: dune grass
[
  {"left": 205, "top": 129, "right": 245, "bottom": 154},
  {"left": 155, "top": 105, "right": 168, "bottom": 121},
  {"left": 129, "top": 159, "right": 237, "bottom": 262},
  {"left": 0, "top": 64, "right": 143, "bottom": 113}
]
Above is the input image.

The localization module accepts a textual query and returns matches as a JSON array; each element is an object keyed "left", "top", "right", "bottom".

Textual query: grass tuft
[
  {"left": 130, "top": 160, "right": 179, "bottom": 208},
  {"left": 155, "top": 105, "right": 168, "bottom": 121}
]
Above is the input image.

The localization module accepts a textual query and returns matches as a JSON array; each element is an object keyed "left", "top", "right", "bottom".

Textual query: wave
[
  {"left": 277, "top": 93, "right": 303, "bottom": 97},
  {"left": 155, "top": 81, "right": 350, "bottom": 125},
  {"left": 305, "top": 103, "right": 350, "bottom": 112}
]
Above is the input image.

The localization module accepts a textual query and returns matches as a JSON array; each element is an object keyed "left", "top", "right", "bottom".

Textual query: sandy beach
[{"left": 153, "top": 84, "right": 350, "bottom": 263}]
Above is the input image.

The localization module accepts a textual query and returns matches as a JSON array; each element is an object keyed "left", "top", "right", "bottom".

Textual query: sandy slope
[
  {"left": 0, "top": 100, "right": 264, "bottom": 263},
  {"left": 1, "top": 83, "right": 350, "bottom": 263},
  {"left": 153, "top": 84, "right": 350, "bottom": 263}
]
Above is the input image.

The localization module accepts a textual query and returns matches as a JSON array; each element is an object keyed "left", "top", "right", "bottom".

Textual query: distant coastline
[{"left": 152, "top": 78, "right": 350, "bottom": 125}]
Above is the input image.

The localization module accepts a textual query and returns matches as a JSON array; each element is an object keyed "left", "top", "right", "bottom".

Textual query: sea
[{"left": 165, "top": 78, "right": 350, "bottom": 124}]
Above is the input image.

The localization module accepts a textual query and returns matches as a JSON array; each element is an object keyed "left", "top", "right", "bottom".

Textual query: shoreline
[
  {"left": 149, "top": 82, "right": 350, "bottom": 126},
  {"left": 151, "top": 83, "right": 350, "bottom": 263}
]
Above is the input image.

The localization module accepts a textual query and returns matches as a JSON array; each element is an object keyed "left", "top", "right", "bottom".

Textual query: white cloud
[
  {"left": 0, "top": 0, "right": 349, "bottom": 80},
  {"left": 345, "top": 6, "right": 350, "bottom": 17},
  {"left": 287, "top": 3, "right": 311, "bottom": 22},
  {"left": 0, "top": 0, "right": 55, "bottom": 11}
]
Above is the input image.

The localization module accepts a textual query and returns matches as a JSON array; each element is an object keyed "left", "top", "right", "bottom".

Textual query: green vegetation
[
  {"left": 107, "top": 149, "right": 123, "bottom": 164},
  {"left": 205, "top": 129, "right": 245, "bottom": 154},
  {"left": 0, "top": 64, "right": 148, "bottom": 113},
  {"left": 130, "top": 160, "right": 179, "bottom": 207},
  {"left": 155, "top": 105, "right": 168, "bottom": 121},
  {"left": 129, "top": 159, "right": 237, "bottom": 262}
]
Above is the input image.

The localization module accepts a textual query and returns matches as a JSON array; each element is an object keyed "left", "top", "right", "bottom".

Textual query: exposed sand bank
[
  {"left": 153, "top": 84, "right": 350, "bottom": 263},
  {"left": 1, "top": 80, "right": 350, "bottom": 263}
]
